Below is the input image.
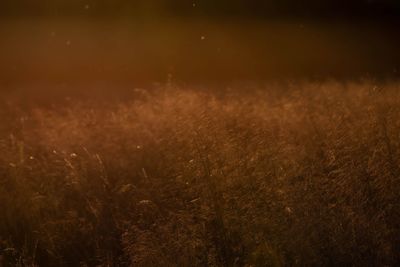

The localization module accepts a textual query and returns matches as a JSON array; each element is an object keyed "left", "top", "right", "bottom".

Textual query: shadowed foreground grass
[{"left": 1, "top": 82, "right": 400, "bottom": 266}]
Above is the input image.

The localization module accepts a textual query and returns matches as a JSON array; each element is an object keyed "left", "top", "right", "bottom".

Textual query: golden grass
[{"left": 1, "top": 81, "right": 400, "bottom": 266}]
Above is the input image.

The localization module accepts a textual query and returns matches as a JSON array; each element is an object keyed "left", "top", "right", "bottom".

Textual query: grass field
[{"left": 1, "top": 81, "right": 400, "bottom": 266}]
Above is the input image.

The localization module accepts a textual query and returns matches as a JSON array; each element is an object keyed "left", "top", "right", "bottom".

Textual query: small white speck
[
  {"left": 84, "top": 4, "right": 90, "bottom": 9},
  {"left": 200, "top": 36, "right": 205, "bottom": 40},
  {"left": 29, "top": 156, "right": 34, "bottom": 160},
  {"left": 190, "top": 198, "right": 200, "bottom": 203},
  {"left": 139, "top": 200, "right": 152, "bottom": 205},
  {"left": 136, "top": 145, "right": 142, "bottom": 150},
  {"left": 70, "top": 153, "right": 77, "bottom": 158},
  {"left": 192, "top": 3, "right": 196, "bottom": 7}
]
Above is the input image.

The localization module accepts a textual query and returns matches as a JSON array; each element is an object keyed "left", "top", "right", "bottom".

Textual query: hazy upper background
[
  {"left": 1, "top": 0, "right": 399, "bottom": 90},
  {"left": 1, "top": 0, "right": 400, "bottom": 19}
]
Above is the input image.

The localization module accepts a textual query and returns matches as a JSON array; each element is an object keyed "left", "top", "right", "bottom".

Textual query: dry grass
[{"left": 1, "top": 81, "right": 400, "bottom": 266}]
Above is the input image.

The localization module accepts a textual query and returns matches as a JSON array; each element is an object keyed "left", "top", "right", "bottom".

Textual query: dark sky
[{"left": 1, "top": 0, "right": 399, "bottom": 19}]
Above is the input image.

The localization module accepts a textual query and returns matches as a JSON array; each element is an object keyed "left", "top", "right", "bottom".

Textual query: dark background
[
  {"left": 1, "top": 0, "right": 399, "bottom": 19},
  {"left": 0, "top": 1, "right": 399, "bottom": 88}
]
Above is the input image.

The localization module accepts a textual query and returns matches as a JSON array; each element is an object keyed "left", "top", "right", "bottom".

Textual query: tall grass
[{"left": 0, "top": 81, "right": 400, "bottom": 266}]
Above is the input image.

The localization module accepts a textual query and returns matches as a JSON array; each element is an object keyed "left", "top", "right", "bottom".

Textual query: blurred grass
[{"left": 1, "top": 81, "right": 400, "bottom": 266}]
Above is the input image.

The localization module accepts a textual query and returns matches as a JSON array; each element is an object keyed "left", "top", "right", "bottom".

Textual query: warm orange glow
[{"left": 1, "top": 1, "right": 400, "bottom": 266}]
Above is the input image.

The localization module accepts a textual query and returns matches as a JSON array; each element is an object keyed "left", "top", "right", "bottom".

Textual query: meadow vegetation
[{"left": 0, "top": 81, "right": 400, "bottom": 266}]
